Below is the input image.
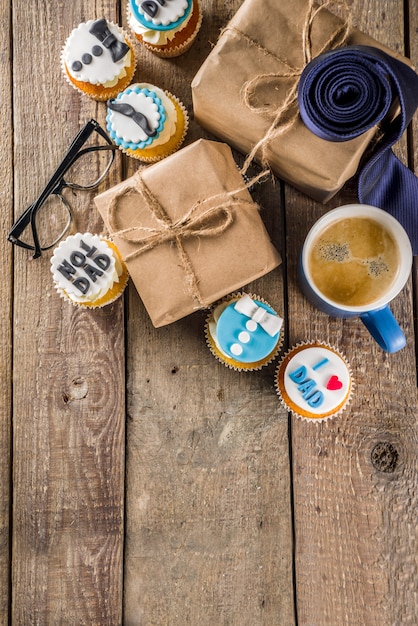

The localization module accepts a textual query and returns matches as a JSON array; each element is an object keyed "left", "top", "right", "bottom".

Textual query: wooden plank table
[{"left": 2, "top": 0, "right": 417, "bottom": 623}]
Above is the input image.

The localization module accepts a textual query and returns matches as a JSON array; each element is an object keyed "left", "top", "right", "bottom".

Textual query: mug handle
[{"left": 360, "top": 306, "right": 406, "bottom": 353}]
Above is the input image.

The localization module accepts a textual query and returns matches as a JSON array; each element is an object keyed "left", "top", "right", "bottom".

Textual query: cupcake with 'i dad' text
[{"left": 275, "top": 341, "right": 354, "bottom": 421}]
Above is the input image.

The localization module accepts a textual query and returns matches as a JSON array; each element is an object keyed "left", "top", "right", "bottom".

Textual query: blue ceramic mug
[{"left": 299, "top": 205, "right": 412, "bottom": 353}]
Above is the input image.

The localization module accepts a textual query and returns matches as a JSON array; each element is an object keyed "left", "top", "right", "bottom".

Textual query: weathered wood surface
[
  {"left": 3, "top": 0, "right": 417, "bottom": 624},
  {"left": 10, "top": 2, "right": 126, "bottom": 624},
  {"left": 0, "top": 2, "right": 12, "bottom": 624},
  {"left": 289, "top": 2, "right": 418, "bottom": 625}
]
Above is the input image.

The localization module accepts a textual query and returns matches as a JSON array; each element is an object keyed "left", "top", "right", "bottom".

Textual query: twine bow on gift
[
  {"left": 227, "top": 0, "right": 352, "bottom": 175},
  {"left": 106, "top": 168, "right": 267, "bottom": 308}
]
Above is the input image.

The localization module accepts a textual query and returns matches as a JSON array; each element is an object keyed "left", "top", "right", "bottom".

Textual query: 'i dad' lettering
[
  {"left": 57, "top": 239, "right": 111, "bottom": 295},
  {"left": 289, "top": 365, "right": 324, "bottom": 408}
]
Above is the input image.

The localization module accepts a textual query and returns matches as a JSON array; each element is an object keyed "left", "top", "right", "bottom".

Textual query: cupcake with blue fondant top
[
  {"left": 205, "top": 293, "right": 284, "bottom": 371},
  {"left": 127, "top": 0, "right": 202, "bottom": 58},
  {"left": 106, "top": 82, "right": 188, "bottom": 161}
]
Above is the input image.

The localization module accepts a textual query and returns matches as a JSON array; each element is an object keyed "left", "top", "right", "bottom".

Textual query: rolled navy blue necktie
[{"left": 298, "top": 45, "right": 418, "bottom": 254}]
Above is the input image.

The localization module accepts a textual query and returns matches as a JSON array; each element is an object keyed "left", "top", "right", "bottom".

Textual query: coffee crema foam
[{"left": 308, "top": 217, "right": 400, "bottom": 307}]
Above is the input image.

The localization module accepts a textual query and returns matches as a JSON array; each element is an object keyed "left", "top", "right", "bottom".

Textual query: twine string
[
  {"left": 222, "top": 0, "right": 352, "bottom": 175},
  {"left": 107, "top": 168, "right": 268, "bottom": 306}
]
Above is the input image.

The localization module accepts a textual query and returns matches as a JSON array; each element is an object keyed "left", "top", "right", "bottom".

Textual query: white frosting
[
  {"left": 128, "top": 6, "right": 192, "bottom": 45},
  {"left": 64, "top": 20, "right": 131, "bottom": 86},
  {"left": 282, "top": 346, "right": 351, "bottom": 416},
  {"left": 51, "top": 233, "right": 122, "bottom": 304},
  {"left": 208, "top": 300, "right": 229, "bottom": 356},
  {"left": 109, "top": 84, "right": 177, "bottom": 149},
  {"left": 109, "top": 91, "right": 162, "bottom": 144},
  {"left": 136, "top": 0, "right": 188, "bottom": 26}
]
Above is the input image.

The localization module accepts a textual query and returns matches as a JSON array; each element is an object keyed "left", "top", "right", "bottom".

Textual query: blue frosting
[
  {"left": 129, "top": 0, "right": 192, "bottom": 32},
  {"left": 106, "top": 86, "right": 166, "bottom": 150},
  {"left": 216, "top": 299, "right": 280, "bottom": 363}
]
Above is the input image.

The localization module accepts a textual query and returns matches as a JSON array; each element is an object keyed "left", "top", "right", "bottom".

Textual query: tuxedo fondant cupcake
[
  {"left": 106, "top": 83, "right": 188, "bottom": 161},
  {"left": 127, "top": 0, "right": 202, "bottom": 57},
  {"left": 205, "top": 293, "right": 284, "bottom": 371},
  {"left": 62, "top": 19, "right": 136, "bottom": 101},
  {"left": 51, "top": 233, "right": 129, "bottom": 308},
  {"left": 275, "top": 342, "right": 353, "bottom": 421}
]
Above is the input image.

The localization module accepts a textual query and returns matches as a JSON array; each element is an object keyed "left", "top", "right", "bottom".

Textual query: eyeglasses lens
[
  {"left": 18, "top": 195, "right": 72, "bottom": 250},
  {"left": 65, "top": 134, "right": 114, "bottom": 189}
]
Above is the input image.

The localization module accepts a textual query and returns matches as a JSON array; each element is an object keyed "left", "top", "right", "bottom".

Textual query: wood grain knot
[
  {"left": 371, "top": 442, "right": 399, "bottom": 473},
  {"left": 62, "top": 377, "right": 88, "bottom": 404}
]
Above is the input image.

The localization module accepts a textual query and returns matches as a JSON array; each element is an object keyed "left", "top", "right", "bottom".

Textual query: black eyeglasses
[{"left": 8, "top": 119, "right": 117, "bottom": 259}]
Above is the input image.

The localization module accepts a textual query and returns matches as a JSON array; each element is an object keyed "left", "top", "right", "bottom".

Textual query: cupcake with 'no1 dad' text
[
  {"left": 106, "top": 82, "right": 188, "bottom": 162},
  {"left": 205, "top": 293, "right": 284, "bottom": 371},
  {"left": 127, "top": 0, "right": 202, "bottom": 57},
  {"left": 50, "top": 233, "right": 129, "bottom": 308},
  {"left": 275, "top": 342, "right": 354, "bottom": 421},
  {"left": 61, "top": 18, "right": 136, "bottom": 101}
]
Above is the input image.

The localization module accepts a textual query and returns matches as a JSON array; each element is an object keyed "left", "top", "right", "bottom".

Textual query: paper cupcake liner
[
  {"left": 61, "top": 26, "right": 136, "bottom": 101},
  {"left": 275, "top": 341, "right": 354, "bottom": 422},
  {"left": 120, "top": 93, "right": 189, "bottom": 162},
  {"left": 130, "top": 0, "right": 202, "bottom": 58},
  {"left": 205, "top": 292, "right": 284, "bottom": 372},
  {"left": 53, "top": 238, "right": 129, "bottom": 309}
]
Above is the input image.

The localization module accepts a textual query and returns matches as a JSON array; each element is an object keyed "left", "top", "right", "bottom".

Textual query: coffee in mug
[
  {"left": 307, "top": 216, "right": 400, "bottom": 308},
  {"left": 299, "top": 205, "right": 413, "bottom": 353}
]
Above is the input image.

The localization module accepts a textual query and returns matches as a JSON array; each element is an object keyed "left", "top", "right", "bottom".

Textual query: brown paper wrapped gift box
[
  {"left": 94, "top": 139, "right": 281, "bottom": 327},
  {"left": 191, "top": 0, "right": 413, "bottom": 202}
]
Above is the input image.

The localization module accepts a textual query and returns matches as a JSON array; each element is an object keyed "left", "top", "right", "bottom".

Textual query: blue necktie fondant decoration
[{"left": 298, "top": 45, "right": 418, "bottom": 254}]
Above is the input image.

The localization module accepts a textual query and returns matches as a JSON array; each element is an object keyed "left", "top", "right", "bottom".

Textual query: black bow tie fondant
[{"left": 89, "top": 19, "right": 129, "bottom": 63}]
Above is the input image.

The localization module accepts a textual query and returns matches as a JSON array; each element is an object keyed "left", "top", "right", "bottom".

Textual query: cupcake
[
  {"left": 205, "top": 293, "right": 284, "bottom": 371},
  {"left": 275, "top": 342, "right": 353, "bottom": 421},
  {"left": 62, "top": 18, "right": 136, "bottom": 101},
  {"left": 106, "top": 82, "right": 188, "bottom": 162},
  {"left": 127, "top": 0, "right": 202, "bottom": 58},
  {"left": 50, "top": 233, "right": 129, "bottom": 308}
]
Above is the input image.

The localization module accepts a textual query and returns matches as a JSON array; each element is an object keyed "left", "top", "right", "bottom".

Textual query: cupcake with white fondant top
[
  {"left": 127, "top": 0, "right": 202, "bottom": 57},
  {"left": 51, "top": 233, "right": 129, "bottom": 308},
  {"left": 205, "top": 293, "right": 284, "bottom": 371},
  {"left": 275, "top": 342, "right": 353, "bottom": 421},
  {"left": 106, "top": 82, "right": 188, "bottom": 161},
  {"left": 62, "top": 19, "right": 136, "bottom": 101}
]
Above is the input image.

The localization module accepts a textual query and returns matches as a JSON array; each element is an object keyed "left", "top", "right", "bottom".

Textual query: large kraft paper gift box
[
  {"left": 191, "top": 0, "right": 413, "bottom": 202},
  {"left": 94, "top": 139, "right": 281, "bottom": 327}
]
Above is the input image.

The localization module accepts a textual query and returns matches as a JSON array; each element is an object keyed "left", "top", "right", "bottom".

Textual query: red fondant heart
[{"left": 327, "top": 375, "right": 343, "bottom": 391}]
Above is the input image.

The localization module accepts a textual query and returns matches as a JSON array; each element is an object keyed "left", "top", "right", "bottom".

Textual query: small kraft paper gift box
[
  {"left": 191, "top": 0, "right": 413, "bottom": 202},
  {"left": 94, "top": 139, "right": 281, "bottom": 327}
]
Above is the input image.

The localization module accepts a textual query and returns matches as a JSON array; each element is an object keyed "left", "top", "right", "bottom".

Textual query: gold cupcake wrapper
[
  {"left": 275, "top": 341, "right": 354, "bottom": 422},
  {"left": 205, "top": 292, "right": 284, "bottom": 372},
  {"left": 128, "top": 0, "right": 202, "bottom": 58},
  {"left": 61, "top": 26, "right": 136, "bottom": 101},
  {"left": 141, "top": 1, "right": 203, "bottom": 58}
]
